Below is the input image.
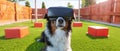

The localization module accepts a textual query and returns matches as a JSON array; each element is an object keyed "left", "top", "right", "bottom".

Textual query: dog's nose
[{"left": 58, "top": 19, "right": 63, "bottom": 24}]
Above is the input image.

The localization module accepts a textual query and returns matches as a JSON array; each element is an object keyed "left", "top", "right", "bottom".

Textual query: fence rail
[{"left": 32, "top": 8, "right": 47, "bottom": 19}]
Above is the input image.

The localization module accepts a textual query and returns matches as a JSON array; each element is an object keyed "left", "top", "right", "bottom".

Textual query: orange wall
[{"left": 0, "top": 0, "right": 32, "bottom": 23}]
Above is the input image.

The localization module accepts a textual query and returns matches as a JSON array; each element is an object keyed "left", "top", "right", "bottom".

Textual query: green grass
[{"left": 0, "top": 19, "right": 120, "bottom": 51}]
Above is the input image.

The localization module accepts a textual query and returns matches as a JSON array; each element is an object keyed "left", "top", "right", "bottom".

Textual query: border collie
[{"left": 37, "top": 15, "right": 73, "bottom": 51}]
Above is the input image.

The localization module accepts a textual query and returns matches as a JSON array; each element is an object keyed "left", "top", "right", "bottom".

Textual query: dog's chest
[
  {"left": 50, "top": 29, "right": 68, "bottom": 46},
  {"left": 45, "top": 28, "right": 72, "bottom": 51},
  {"left": 46, "top": 29, "right": 70, "bottom": 51}
]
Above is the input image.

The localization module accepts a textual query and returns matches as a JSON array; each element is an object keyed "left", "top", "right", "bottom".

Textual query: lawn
[{"left": 0, "top": 19, "right": 120, "bottom": 51}]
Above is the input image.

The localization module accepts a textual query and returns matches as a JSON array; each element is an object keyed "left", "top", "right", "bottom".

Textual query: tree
[
  {"left": 82, "top": 0, "right": 96, "bottom": 7},
  {"left": 7, "top": 0, "right": 26, "bottom": 2},
  {"left": 82, "top": 0, "right": 86, "bottom": 7},
  {"left": 89, "top": 0, "right": 96, "bottom": 5},
  {"left": 67, "top": 2, "right": 73, "bottom": 8},
  {"left": 25, "top": 1, "right": 30, "bottom": 7},
  {"left": 7, "top": 0, "right": 16, "bottom": 2},
  {"left": 42, "top": 2, "right": 46, "bottom": 8}
]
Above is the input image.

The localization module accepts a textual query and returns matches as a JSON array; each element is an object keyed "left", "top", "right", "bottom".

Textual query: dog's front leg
[{"left": 37, "top": 32, "right": 46, "bottom": 42}]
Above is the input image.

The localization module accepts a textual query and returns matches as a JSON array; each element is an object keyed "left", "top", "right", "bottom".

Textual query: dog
[{"left": 37, "top": 7, "right": 74, "bottom": 51}]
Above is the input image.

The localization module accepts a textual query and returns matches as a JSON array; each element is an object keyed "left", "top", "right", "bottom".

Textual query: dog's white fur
[{"left": 44, "top": 27, "right": 72, "bottom": 51}]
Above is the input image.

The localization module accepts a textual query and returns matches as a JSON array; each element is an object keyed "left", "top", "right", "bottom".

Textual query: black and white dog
[{"left": 37, "top": 7, "right": 73, "bottom": 51}]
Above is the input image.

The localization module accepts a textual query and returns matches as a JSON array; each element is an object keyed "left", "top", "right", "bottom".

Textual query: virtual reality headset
[{"left": 45, "top": 7, "right": 74, "bottom": 20}]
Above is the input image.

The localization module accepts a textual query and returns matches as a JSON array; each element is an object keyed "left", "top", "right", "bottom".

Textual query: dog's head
[
  {"left": 45, "top": 15, "right": 73, "bottom": 34},
  {"left": 44, "top": 7, "right": 74, "bottom": 35}
]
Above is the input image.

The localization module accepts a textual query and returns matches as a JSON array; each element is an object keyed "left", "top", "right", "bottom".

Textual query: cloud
[{"left": 19, "top": 0, "right": 81, "bottom": 9}]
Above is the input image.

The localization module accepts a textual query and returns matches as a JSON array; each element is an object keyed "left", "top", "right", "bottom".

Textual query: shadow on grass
[
  {"left": 26, "top": 38, "right": 45, "bottom": 51},
  {"left": 82, "top": 20, "right": 120, "bottom": 28},
  {"left": 0, "top": 36, "right": 22, "bottom": 40},
  {"left": 86, "top": 34, "right": 108, "bottom": 39},
  {"left": 30, "top": 26, "right": 34, "bottom": 28},
  {"left": 95, "top": 23, "right": 120, "bottom": 28},
  {"left": 0, "top": 36, "right": 6, "bottom": 40}
]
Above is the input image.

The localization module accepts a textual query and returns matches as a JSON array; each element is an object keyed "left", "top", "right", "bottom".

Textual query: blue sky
[
  {"left": 19, "top": 0, "right": 81, "bottom": 9},
  {"left": 18, "top": 0, "right": 108, "bottom": 9}
]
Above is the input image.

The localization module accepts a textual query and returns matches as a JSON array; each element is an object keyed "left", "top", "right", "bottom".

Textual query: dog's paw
[
  {"left": 67, "top": 47, "right": 72, "bottom": 51},
  {"left": 40, "top": 48, "right": 47, "bottom": 51},
  {"left": 36, "top": 39, "right": 41, "bottom": 42}
]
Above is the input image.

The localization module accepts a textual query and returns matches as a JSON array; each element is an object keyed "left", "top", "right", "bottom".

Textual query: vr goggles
[{"left": 45, "top": 7, "right": 74, "bottom": 21}]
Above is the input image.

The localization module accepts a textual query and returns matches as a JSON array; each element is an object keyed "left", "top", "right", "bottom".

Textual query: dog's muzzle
[{"left": 56, "top": 17, "right": 65, "bottom": 27}]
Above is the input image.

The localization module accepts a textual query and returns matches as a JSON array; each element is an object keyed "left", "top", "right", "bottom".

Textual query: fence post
[
  {"left": 14, "top": 3, "right": 17, "bottom": 21},
  {"left": 35, "top": 0, "right": 38, "bottom": 22},
  {"left": 112, "top": 0, "right": 116, "bottom": 23},
  {"left": 78, "top": 0, "right": 80, "bottom": 21}
]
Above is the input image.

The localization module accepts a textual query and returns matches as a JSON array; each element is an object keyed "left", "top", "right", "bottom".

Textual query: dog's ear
[
  {"left": 44, "top": 14, "right": 47, "bottom": 19},
  {"left": 72, "top": 17, "right": 75, "bottom": 20},
  {"left": 44, "top": 14, "right": 49, "bottom": 21}
]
